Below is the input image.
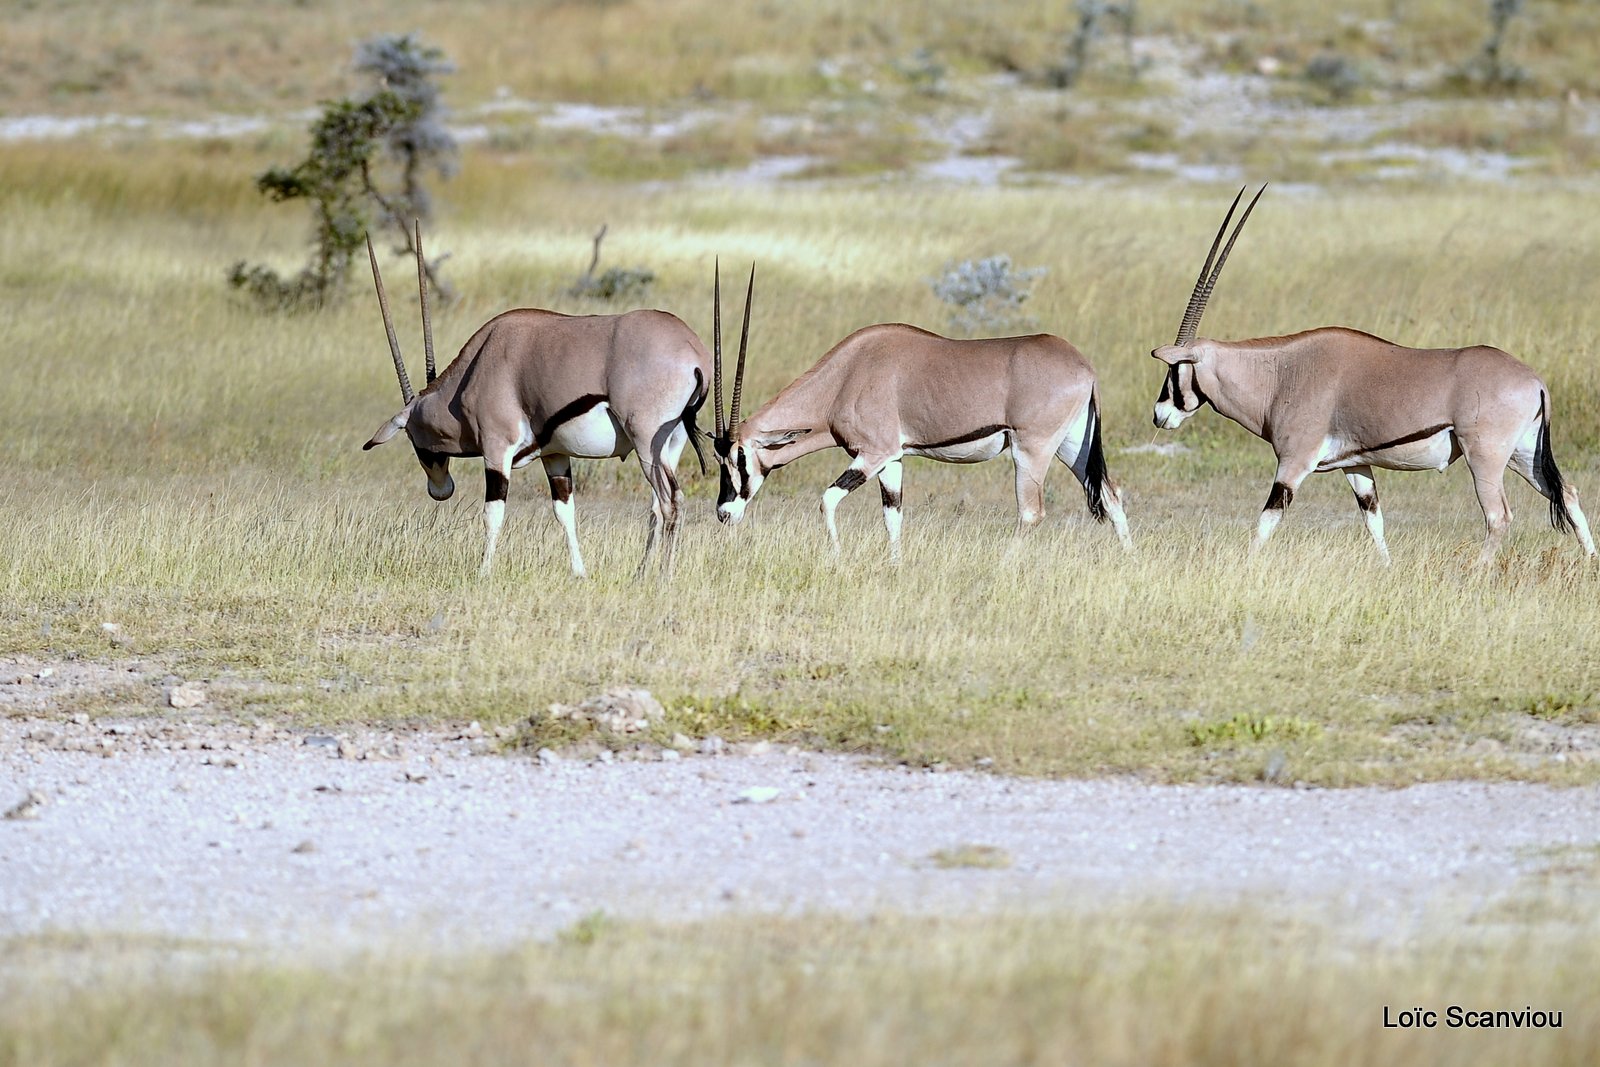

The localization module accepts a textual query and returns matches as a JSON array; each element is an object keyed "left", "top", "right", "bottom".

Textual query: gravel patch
[{"left": 4, "top": 713, "right": 1599, "bottom": 958}]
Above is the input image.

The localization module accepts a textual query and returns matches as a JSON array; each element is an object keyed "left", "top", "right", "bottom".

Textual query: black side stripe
[
  {"left": 907, "top": 425, "right": 1008, "bottom": 450},
  {"left": 1321, "top": 423, "right": 1452, "bottom": 466}
]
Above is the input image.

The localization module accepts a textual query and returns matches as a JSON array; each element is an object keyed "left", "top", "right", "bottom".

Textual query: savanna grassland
[
  {"left": 5, "top": 3, "right": 1600, "bottom": 1064},
  {"left": 4, "top": 142, "right": 1599, "bottom": 786}
]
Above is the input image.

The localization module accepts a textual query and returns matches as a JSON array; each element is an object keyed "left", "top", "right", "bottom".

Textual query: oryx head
[
  {"left": 708, "top": 262, "right": 808, "bottom": 525},
  {"left": 361, "top": 225, "right": 454, "bottom": 501},
  {"left": 1152, "top": 185, "right": 1266, "bottom": 429}
]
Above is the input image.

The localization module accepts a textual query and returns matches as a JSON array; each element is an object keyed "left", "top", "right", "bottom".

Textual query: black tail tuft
[
  {"left": 1536, "top": 392, "right": 1577, "bottom": 535},
  {"left": 1082, "top": 394, "right": 1110, "bottom": 524},
  {"left": 683, "top": 368, "right": 709, "bottom": 476}
]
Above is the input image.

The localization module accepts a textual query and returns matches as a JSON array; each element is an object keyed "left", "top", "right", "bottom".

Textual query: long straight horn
[
  {"left": 415, "top": 220, "right": 436, "bottom": 385},
  {"left": 729, "top": 263, "right": 754, "bottom": 430},
  {"left": 1175, "top": 187, "right": 1243, "bottom": 346},
  {"left": 1192, "top": 183, "right": 1266, "bottom": 332},
  {"left": 1175, "top": 185, "right": 1266, "bottom": 346},
  {"left": 712, "top": 259, "right": 725, "bottom": 440},
  {"left": 367, "top": 233, "right": 414, "bottom": 404}
]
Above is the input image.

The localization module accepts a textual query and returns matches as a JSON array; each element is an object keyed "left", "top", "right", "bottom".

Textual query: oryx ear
[
  {"left": 753, "top": 428, "right": 812, "bottom": 448},
  {"left": 1150, "top": 344, "right": 1198, "bottom": 366},
  {"left": 362, "top": 407, "right": 411, "bottom": 450}
]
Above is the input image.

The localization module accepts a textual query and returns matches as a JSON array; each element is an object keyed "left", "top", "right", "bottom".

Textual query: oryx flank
[
  {"left": 361, "top": 227, "right": 711, "bottom": 577},
  {"left": 709, "top": 272, "right": 1133, "bottom": 558},
  {"left": 1151, "top": 186, "right": 1596, "bottom": 564}
]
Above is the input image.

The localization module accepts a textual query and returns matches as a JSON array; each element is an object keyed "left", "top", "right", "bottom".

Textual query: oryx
[
  {"left": 708, "top": 269, "right": 1133, "bottom": 558},
  {"left": 1151, "top": 186, "right": 1596, "bottom": 564},
  {"left": 361, "top": 228, "right": 711, "bottom": 577}
]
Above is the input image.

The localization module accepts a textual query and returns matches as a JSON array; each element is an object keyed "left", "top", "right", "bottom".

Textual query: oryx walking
[
  {"left": 360, "top": 228, "right": 711, "bottom": 577},
  {"left": 1151, "top": 186, "right": 1596, "bottom": 564},
  {"left": 708, "top": 269, "right": 1132, "bottom": 558}
]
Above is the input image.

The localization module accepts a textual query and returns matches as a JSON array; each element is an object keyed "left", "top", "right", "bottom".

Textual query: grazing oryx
[
  {"left": 708, "top": 269, "right": 1132, "bottom": 558},
  {"left": 361, "top": 228, "right": 711, "bottom": 577},
  {"left": 1151, "top": 186, "right": 1596, "bottom": 564}
]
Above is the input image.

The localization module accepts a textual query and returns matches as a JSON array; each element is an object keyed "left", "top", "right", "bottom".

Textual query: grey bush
[{"left": 929, "top": 255, "right": 1048, "bottom": 336}]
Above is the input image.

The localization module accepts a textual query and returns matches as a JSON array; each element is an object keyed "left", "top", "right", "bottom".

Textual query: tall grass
[
  {"left": 4, "top": 906, "right": 1598, "bottom": 1066},
  {"left": 2, "top": 145, "right": 1598, "bottom": 782}
]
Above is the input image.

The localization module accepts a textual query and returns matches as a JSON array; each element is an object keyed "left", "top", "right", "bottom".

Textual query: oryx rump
[
  {"left": 361, "top": 228, "right": 710, "bottom": 577},
  {"left": 1151, "top": 187, "right": 1596, "bottom": 564},
  {"left": 708, "top": 270, "right": 1132, "bottom": 558}
]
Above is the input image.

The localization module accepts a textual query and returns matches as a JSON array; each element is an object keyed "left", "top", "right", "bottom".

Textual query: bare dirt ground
[{"left": 6, "top": 679, "right": 1600, "bottom": 959}]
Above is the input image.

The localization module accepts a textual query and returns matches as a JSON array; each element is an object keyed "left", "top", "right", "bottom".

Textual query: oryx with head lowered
[
  {"left": 1151, "top": 186, "right": 1595, "bottom": 564},
  {"left": 708, "top": 269, "right": 1132, "bottom": 558},
  {"left": 361, "top": 228, "right": 711, "bottom": 577}
]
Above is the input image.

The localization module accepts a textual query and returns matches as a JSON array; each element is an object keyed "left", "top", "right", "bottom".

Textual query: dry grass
[
  {"left": 2, "top": 142, "right": 1599, "bottom": 784},
  {"left": 3, "top": 903, "right": 1597, "bottom": 1067},
  {"left": 8, "top": 0, "right": 1600, "bottom": 118}
]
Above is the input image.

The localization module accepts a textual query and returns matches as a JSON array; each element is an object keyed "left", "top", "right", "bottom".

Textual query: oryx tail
[
  {"left": 1082, "top": 389, "right": 1111, "bottom": 524},
  {"left": 1537, "top": 392, "right": 1578, "bottom": 536}
]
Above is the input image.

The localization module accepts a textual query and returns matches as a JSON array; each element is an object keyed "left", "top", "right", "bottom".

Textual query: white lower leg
[
  {"left": 553, "top": 497, "right": 586, "bottom": 577},
  {"left": 878, "top": 460, "right": 903, "bottom": 562},
  {"left": 822, "top": 486, "right": 848, "bottom": 553},
  {"left": 1566, "top": 492, "right": 1597, "bottom": 556},
  {"left": 480, "top": 499, "right": 505, "bottom": 576}
]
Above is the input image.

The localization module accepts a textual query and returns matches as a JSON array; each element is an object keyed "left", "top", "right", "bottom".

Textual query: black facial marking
[
  {"left": 416, "top": 447, "right": 450, "bottom": 468},
  {"left": 485, "top": 470, "right": 509, "bottom": 503},
  {"left": 735, "top": 449, "right": 754, "bottom": 499},
  {"left": 1356, "top": 493, "right": 1378, "bottom": 514},
  {"left": 718, "top": 464, "right": 735, "bottom": 506},
  {"left": 1265, "top": 482, "right": 1294, "bottom": 512},
  {"left": 834, "top": 469, "right": 868, "bottom": 492},
  {"left": 907, "top": 425, "right": 1007, "bottom": 451},
  {"left": 880, "top": 483, "right": 902, "bottom": 511}
]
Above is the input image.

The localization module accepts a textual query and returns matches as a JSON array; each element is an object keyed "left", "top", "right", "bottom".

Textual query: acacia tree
[{"left": 229, "top": 33, "right": 457, "bottom": 310}]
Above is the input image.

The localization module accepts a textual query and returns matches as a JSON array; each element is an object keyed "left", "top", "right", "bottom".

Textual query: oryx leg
[
  {"left": 822, "top": 452, "right": 895, "bottom": 553},
  {"left": 1011, "top": 436, "right": 1053, "bottom": 534},
  {"left": 1508, "top": 432, "right": 1598, "bottom": 557},
  {"left": 541, "top": 455, "right": 586, "bottom": 578},
  {"left": 1251, "top": 459, "right": 1315, "bottom": 556},
  {"left": 1054, "top": 411, "right": 1133, "bottom": 550},
  {"left": 878, "top": 458, "right": 904, "bottom": 563},
  {"left": 480, "top": 444, "right": 516, "bottom": 576},
  {"left": 635, "top": 420, "right": 688, "bottom": 578},
  {"left": 1461, "top": 443, "right": 1515, "bottom": 565},
  {"left": 1343, "top": 464, "right": 1391, "bottom": 565}
]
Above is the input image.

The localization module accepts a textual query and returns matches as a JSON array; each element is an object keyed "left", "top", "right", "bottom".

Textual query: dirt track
[{"left": 4, "top": 712, "right": 1599, "bottom": 955}]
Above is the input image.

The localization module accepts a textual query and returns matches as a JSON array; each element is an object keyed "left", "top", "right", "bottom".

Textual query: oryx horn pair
[
  {"left": 1173, "top": 184, "right": 1267, "bottom": 346},
  {"left": 711, "top": 260, "right": 755, "bottom": 445},
  {"left": 367, "top": 223, "right": 437, "bottom": 404}
]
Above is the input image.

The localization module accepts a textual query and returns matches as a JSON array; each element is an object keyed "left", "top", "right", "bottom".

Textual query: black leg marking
[
  {"left": 1355, "top": 493, "right": 1378, "bottom": 514},
  {"left": 880, "top": 483, "right": 902, "bottom": 510},
  {"left": 834, "top": 469, "right": 868, "bottom": 492},
  {"left": 1265, "top": 482, "right": 1294, "bottom": 511},
  {"left": 485, "top": 470, "right": 509, "bottom": 502},
  {"left": 546, "top": 473, "right": 572, "bottom": 503}
]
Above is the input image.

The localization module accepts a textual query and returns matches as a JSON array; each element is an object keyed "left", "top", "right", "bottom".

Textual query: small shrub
[
  {"left": 228, "top": 33, "right": 456, "bottom": 311},
  {"left": 1450, "top": 0, "right": 1531, "bottom": 92},
  {"left": 1188, "top": 712, "right": 1320, "bottom": 747},
  {"left": 929, "top": 255, "right": 1047, "bottom": 336},
  {"left": 1303, "top": 51, "right": 1363, "bottom": 102},
  {"left": 568, "top": 224, "right": 655, "bottom": 302},
  {"left": 928, "top": 844, "right": 1012, "bottom": 870},
  {"left": 1042, "top": 0, "right": 1139, "bottom": 90}
]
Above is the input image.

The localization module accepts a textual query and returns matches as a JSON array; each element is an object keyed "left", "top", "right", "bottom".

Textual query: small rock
[
  {"left": 404, "top": 770, "right": 429, "bottom": 784},
  {"left": 537, "top": 747, "right": 562, "bottom": 767},
  {"left": 699, "top": 735, "right": 726, "bottom": 757},
  {"left": 37, "top": 668, "right": 55, "bottom": 681},
  {"left": 669, "top": 732, "right": 695, "bottom": 752},
  {"left": 303, "top": 735, "right": 339, "bottom": 749},
  {"left": 69, "top": 712, "right": 87, "bottom": 726},
  {"left": 3, "top": 790, "right": 46, "bottom": 821},
  {"left": 597, "top": 749, "right": 615, "bottom": 765},
  {"left": 461, "top": 721, "right": 484, "bottom": 740},
  {"left": 291, "top": 840, "right": 317, "bottom": 854},
  {"left": 337, "top": 740, "right": 360, "bottom": 760},
  {"left": 660, "top": 748, "right": 681, "bottom": 762},
  {"left": 166, "top": 684, "right": 207, "bottom": 710},
  {"left": 733, "top": 786, "right": 781, "bottom": 805}
]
